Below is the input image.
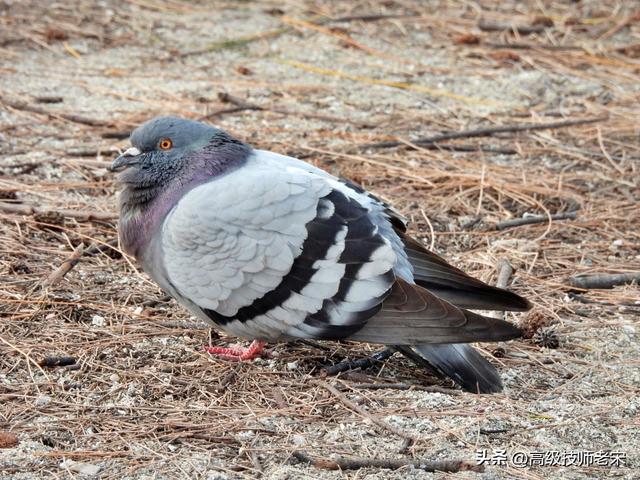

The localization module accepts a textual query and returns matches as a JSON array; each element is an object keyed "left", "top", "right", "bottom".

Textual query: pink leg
[{"left": 203, "top": 340, "right": 266, "bottom": 361}]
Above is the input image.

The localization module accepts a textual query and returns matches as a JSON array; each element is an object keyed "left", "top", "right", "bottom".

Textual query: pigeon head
[
  {"left": 110, "top": 116, "right": 219, "bottom": 178},
  {"left": 111, "top": 116, "right": 251, "bottom": 198},
  {"left": 111, "top": 116, "right": 251, "bottom": 257}
]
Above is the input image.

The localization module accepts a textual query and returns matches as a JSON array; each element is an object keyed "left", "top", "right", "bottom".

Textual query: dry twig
[
  {"left": 495, "top": 259, "right": 514, "bottom": 289},
  {"left": 38, "top": 356, "right": 77, "bottom": 368},
  {"left": 311, "top": 379, "right": 418, "bottom": 441},
  {"left": 569, "top": 272, "right": 640, "bottom": 290},
  {"left": 202, "top": 92, "right": 364, "bottom": 125},
  {"left": 567, "top": 293, "right": 640, "bottom": 308},
  {"left": 0, "top": 202, "right": 116, "bottom": 222},
  {"left": 331, "top": 13, "right": 419, "bottom": 23},
  {"left": 485, "top": 42, "right": 582, "bottom": 51},
  {"left": 291, "top": 451, "right": 483, "bottom": 473},
  {"left": 362, "top": 116, "right": 608, "bottom": 149},
  {"left": 478, "top": 20, "right": 548, "bottom": 35},
  {"left": 347, "top": 383, "right": 460, "bottom": 395},
  {"left": 41, "top": 243, "right": 85, "bottom": 287},
  {"left": 1, "top": 96, "right": 112, "bottom": 127},
  {"left": 495, "top": 211, "right": 577, "bottom": 230}
]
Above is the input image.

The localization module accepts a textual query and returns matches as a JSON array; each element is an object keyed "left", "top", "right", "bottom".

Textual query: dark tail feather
[
  {"left": 397, "top": 343, "right": 504, "bottom": 394},
  {"left": 401, "top": 235, "right": 531, "bottom": 312},
  {"left": 414, "top": 280, "right": 531, "bottom": 312}
]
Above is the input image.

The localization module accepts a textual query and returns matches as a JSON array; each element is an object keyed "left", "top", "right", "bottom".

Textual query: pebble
[
  {"left": 91, "top": 315, "right": 105, "bottom": 327},
  {"left": 35, "top": 395, "right": 52, "bottom": 408},
  {"left": 206, "top": 474, "right": 229, "bottom": 480},
  {"left": 235, "top": 430, "right": 255, "bottom": 440},
  {"left": 292, "top": 434, "right": 306, "bottom": 446},
  {"left": 621, "top": 324, "right": 636, "bottom": 335},
  {"left": 60, "top": 460, "right": 101, "bottom": 476}
]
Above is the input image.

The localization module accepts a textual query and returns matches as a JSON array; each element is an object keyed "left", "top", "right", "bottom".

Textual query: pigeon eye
[{"left": 159, "top": 138, "right": 173, "bottom": 150}]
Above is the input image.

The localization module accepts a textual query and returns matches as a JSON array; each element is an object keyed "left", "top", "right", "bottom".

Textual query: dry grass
[{"left": 1, "top": 1, "right": 639, "bottom": 479}]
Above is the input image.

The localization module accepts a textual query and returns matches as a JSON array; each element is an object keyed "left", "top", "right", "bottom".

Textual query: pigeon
[{"left": 109, "top": 116, "right": 531, "bottom": 394}]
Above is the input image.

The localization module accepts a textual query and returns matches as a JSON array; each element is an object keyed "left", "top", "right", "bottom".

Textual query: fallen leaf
[
  {"left": 45, "top": 27, "right": 69, "bottom": 43},
  {"left": 454, "top": 33, "right": 481, "bottom": 45},
  {"left": 490, "top": 51, "right": 521, "bottom": 62},
  {"left": 235, "top": 65, "right": 253, "bottom": 75},
  {"left": 532, "top": 16, "right": 554, "bottom": 27},
  {"left": 0, "top": 431, "right": 19, "bottom": 449}
]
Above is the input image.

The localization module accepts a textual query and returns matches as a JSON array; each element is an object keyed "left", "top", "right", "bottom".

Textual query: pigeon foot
[
  {"left": 204, "top": 340, "right": 266, "bottom": 361},
  {"left": 322, "top": 348, "right": 396, "bottom": 375}
]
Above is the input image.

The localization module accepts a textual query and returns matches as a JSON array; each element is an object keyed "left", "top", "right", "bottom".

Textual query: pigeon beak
[{"left": 108, "top": 147, "right": 142, "bottom": 172}]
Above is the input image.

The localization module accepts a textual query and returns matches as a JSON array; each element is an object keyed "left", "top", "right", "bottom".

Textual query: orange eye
[{"left": 159, "top": 138, "right": 173, "bottom": 150}]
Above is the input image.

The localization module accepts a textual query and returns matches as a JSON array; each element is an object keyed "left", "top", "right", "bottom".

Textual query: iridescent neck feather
[{"left": 118, "top": 135, "right": 251, "bottom": 259}]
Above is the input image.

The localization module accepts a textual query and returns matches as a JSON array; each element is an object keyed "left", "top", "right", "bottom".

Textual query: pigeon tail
[{"left": 397, "top": 343, "right": 504, "bottom": 394}]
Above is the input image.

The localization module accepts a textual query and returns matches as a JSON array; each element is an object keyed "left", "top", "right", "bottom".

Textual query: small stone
[
  {"left": 109, "top": 373, "right": 120, "bottom": 383},
  {"left": 60, "top": 460, "right": 101, "bottom": 476},
  {"left": 236, "top": 430, "right": 255, "bottom": 440},
  {"left": 292, "top": 434, "right": 306, "bottom": 446},
  {"left": 34, "top": 211, "right": 65, "bottom": 226},
  {"left": 621, "top": 324, "right": 636, "bottom": 335},
  {"left": 35, "top": 395, "right": 52, "bottom": 408},
  {"left": 91, "top": 315, "right": 105, "bottom": 327},
  {"left": 286, "top": 361, "right": 298, "bottom": 370},
  {"left": 207, "top": 473, "right": 229, "bottom": 480}
]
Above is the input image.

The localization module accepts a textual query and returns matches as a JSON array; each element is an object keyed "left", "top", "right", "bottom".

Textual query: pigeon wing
[
  {"left": 348, "top": 278, "right": 522, "bottom": 344},
  {"left": 160, "top": 157, "right": 398, "bottom": 341},
  {"left": 402, "top": 235, "right": 531, "bottom": 311}
]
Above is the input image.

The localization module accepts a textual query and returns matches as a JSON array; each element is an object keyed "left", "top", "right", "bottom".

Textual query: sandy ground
[{"left": 1, "top": 1, "right": 639, "bottom": 479}]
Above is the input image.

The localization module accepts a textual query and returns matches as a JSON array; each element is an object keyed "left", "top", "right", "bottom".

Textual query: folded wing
[
  {"left": 349, "top": 278, "right": 522, "bottom": 344},
  {"left": 160, "top": 158, "right": 398, "bottom": 341}
]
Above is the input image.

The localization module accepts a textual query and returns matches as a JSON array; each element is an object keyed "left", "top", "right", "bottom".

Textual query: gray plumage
[{"left": 111, "top": 116, "right": 531, "bottom": 393}]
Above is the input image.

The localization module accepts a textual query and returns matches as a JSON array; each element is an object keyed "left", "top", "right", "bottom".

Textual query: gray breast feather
[
  {"left": 161, "top": 162, "right": 330, "bottom": 318},
  {"left": 157, "top": 152, "right": 404, "bottom": 341}
]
